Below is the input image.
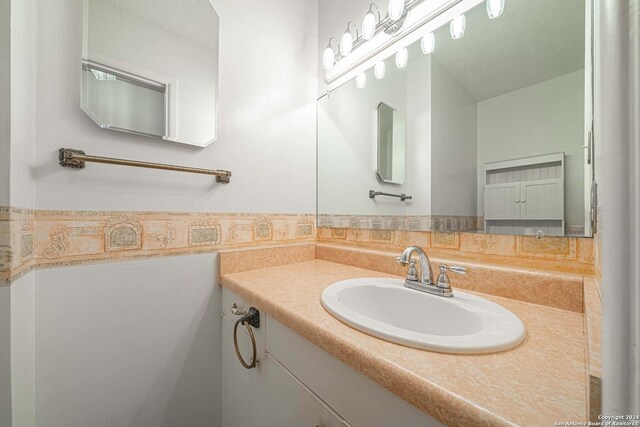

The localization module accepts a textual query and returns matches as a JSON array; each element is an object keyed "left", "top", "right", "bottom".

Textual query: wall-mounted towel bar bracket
[
  {"left": 59, "top": 148, "right": 231, "bottom": 183},
  {"left": 369, "top": 190, "right": 412, "bottom": 201}
]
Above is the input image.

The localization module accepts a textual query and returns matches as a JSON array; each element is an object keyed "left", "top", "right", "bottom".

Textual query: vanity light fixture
[
  {"left": 388, "top": 0, "right": 406, "bottom": 21},
  {"left": 356, "top": 72, "right": 367, "bottom": 89},
  {"left": 322, "top": 37, "right": 339, "bottom": 70},
  {"left": 340, "top": 22, "right": 359, "bottom": 57},
  {"left": 420, "top": 31, "right": 435, "bottom": 54},
  {"left": 450, "top": 14, "right": 466, "bottom": 40},
  {"left": 323, "top": 0, "right": 420, "bottom": 77},
  {"left": 374, "top": 61, "right": 386, "bottom": 79},
  {"left": 362, "top": 4, "right": 381, "bottom": 40},
  {"left": 395, "top": 48, "right": 408, "bottom": 68},
  {"left": 486, "top": 0, "right": 505, "bottom": 19}
]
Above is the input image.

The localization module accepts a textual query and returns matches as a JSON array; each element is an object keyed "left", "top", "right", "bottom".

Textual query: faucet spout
[{"left": 396, "top": 246, "right": 434, "bottom": 285}]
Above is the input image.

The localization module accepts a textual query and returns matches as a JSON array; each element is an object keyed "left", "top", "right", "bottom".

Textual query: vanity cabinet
[
  {"left": 221, "top": 288, "right": 441, "bottom": 427},
  {"left": 222, "top": 290, "right": 344, "bottom": 427}
]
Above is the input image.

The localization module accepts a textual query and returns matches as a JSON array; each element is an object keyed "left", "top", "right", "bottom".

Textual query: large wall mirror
[
  {"left": 317, "top": 0, "right": 593, "bottom": 237},
  {"left": 81, "top": 0, "right": 219, "bottom": 147}
]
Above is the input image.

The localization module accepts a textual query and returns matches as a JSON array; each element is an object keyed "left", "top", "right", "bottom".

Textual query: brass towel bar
[{"left": 58, "top": 148, "right": 231, "bottom": 183}]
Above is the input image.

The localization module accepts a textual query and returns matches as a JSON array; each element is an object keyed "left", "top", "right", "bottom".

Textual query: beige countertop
[{"left": 221, "top": 259, "right": 587, "bottom": 426}]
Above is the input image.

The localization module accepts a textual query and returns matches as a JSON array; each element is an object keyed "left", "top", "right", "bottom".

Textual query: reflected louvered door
[
  {"left": 519, "top": 179, "right": 564, "bottom": 220},
  {"left": 484, "top": 183, "right": 520, "bottom": 220}
]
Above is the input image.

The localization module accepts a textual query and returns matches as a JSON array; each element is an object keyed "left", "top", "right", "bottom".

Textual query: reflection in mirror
[
  {"left": 81, "top": 0, "right": 219, "bottom": 147},
  {"left": 377, "top": 102, "right": 406, "bottom": 184},
  {"left": 317, "top": 0, "right": 591, "bottom": 237}
]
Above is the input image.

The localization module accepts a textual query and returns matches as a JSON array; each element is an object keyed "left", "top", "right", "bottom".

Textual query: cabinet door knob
[{"left": 515, "top": 199, "right": 520, "bottom": 203}]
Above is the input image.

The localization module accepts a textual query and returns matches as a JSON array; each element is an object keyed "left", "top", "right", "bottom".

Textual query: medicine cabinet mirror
[
  {"left": 81, "top": 0, "right": 219, "bottom": 147},
  {"left": 317, "top": 0, "right": 594, "bottom": 237},
  {"left": 377, "top": 102, "right": 406, "bottom": 184}
]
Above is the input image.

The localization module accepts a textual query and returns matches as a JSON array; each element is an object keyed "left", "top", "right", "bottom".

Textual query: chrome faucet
[
  {"left": 396, "top": 246, "right": 467, "bottom": 298},
  {"left": 396, "top": 246, "right": 434, "bottom": 285}
]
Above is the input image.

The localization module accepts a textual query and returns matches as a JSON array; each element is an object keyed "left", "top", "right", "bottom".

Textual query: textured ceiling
[
  {"left": 410, "top": 0, "right": 585, "bottom": 101},
  {"left": 103, "top": 0, "right": 219, "bottom": 51}
]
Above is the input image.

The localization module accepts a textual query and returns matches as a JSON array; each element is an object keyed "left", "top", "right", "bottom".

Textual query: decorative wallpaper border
[
  {"left": 0, "top": 207, "right": 37, "bottom": 283},
  {"left": 0, "top": 206, "right": 597, "bottom": 284},
  {"left": 317, "top": 226, "right": 595, "bottom": 275},
  {"left": 0, "top": 207, "right": 315, "bottom": 285},
  {"left": 319, "top": 214, "right": 587, "bottom": 236},
  {"left": 318, "top": 214, "right": 483, "bottom": 232}
]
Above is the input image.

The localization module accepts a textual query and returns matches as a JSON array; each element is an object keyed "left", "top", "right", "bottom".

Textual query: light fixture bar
[
  {"left": 325, "top": 0, "right": 481, "bottom": 89},
  {"left": 333, "top": 0, "right": 422, "bottom": 64}
]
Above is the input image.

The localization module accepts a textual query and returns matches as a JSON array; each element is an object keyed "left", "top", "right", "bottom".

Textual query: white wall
[
  {"left": 0, "top": 4, "right": 11, "bottom": 419},
  {"left": 4, "top": 0, "right": 38, "bottom": 426},
  {"left": 35, "top": 254, "right": 221, "bottom": 427},
  {"left": 430, "top": 58, "right": 478, "bottom": 216},
  {"left": 0, "top": 287, "right": 10, "bottom": 427},
  {"left": 35, "top": 0, "right": 317, "bottom": 214},
  {"left": 0, "top": 0, "right": 9, "bottom": 206},
  {"left": 9, "top": 275, "right": 35, "bottom": 427},
  {"left": 9, "top": 0, "right": 36, "bottom": 209},
  {"left": 477, "top": 70, "right": 585, "bottom": 226}
]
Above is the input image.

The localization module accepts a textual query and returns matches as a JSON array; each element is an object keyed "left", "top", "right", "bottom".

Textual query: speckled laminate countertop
[{"left": 221, "top": 260, "right": 587, "bottom": 427}]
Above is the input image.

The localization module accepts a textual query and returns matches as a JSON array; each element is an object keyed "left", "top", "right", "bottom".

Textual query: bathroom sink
[{"left": 321, "top": 278, "right": 526, "bottom": 354}]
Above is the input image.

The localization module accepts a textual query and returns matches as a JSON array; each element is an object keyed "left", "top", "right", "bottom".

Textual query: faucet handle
[
  {"left": 436, "top": 265, "right": 467, "bottom": 288},
  {"left": 406, "top": 259, "right": 418, "bottom": 281},
  {"left": 447, "top": 265, "right": 467, "bottom": 275}
]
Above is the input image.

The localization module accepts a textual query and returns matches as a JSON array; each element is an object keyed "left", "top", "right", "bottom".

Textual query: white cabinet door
[
  {"left": 266, "top": 316, "right": 443, "bottom": 427},
  {"left": 222, "top": 314, "right": 343, "bottom": 427},
  {"left": 262, "top": 354, "right": 343, "bottom": 427},
  {"left": 520, "top": 179, "right": 564, "bottom": 220},
  {"left": 222, "top": 314, "right": 268, "bottom": 427},
  {"left": 484, "top": 183, "right": 520, "bottom": 220}
]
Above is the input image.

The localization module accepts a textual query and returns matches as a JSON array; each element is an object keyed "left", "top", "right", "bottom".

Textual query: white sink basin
[{"left": 321, "top": 278, "right": 526, "bottom": 354}]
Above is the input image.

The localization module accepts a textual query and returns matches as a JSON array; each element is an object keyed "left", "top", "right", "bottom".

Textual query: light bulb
[
  {"left": 322, "top": 46, "right": 335, "bottom": 71},
  {"left": 374, "top": 62, "right": 386, "bottom": 79},
  {"left": 362, "top": 4, "right": 381, "bottom": 40},
  {"left": 340, "top": 32, "right": 353, "bottom": 56},
  {"left": 450, "top": 15, "right": 466, "bottom": 40},
  {"left": 340, "top": 22, "right": 357, "bottom": 56},
  {"left": 362, "top": 13, "right": 376, "bottom": 40},
  {"left": 388, "top": 0, "right": 405, "bottom": 21},
  {"left": 421, "top": 32, "right": 435, "bottom": 54},
  {"left": 356, "top": 72, "right": 367, "bottom": 89},
  {"left": 322, "top": 39, "right": 336, "bottom": 71},
  {"left": 395, "top": 48, "right": 408, "bottom": 68},
  {"left": 486, "top": 0, "right": 505, "bottom": 19}
]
